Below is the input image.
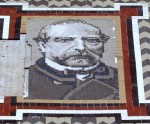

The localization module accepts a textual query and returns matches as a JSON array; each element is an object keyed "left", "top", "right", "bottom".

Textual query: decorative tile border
[
  {"left": 0, "top": 2, "right": 148, "bottom": 103},
  {"left": 0, "top": 1, "right": 150, "bottom": 123},
  {"left": 19, "top": 15, "right": 125, "bottom": 104}
]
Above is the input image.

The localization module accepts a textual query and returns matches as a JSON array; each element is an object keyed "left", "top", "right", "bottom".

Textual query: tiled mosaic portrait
[{"left": 20, "top": 17, "right": 126, "bottom": 103}]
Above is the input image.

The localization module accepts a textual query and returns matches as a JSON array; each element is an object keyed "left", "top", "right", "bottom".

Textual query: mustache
[
  {"left": 58, "top": 48, "right": 100, "bottom": 61},
  {"left": 59, "top": 51, "right": 88, "bottom": 60}
]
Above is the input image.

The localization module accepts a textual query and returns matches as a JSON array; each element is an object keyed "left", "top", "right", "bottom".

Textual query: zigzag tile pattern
[
  {"left": 139, "top": 19, "right": 150, "bottom": 99},
  {"left": 115, "top": 0, "right": 137, "bottom": 3},
  {"left": 92, "top": 0, "right": 114, "bottom": 8},
  {"left": 1, "top": 0, "right": 29, "bottom": 3},
  {"left": 70, "top": 0, "right": 92, "bottom": 8},
  {"left": 15, "top": 117, "right": 116, "bottom": 124},
  {"left": 0, "top": 0, "right": 114, "bottom": 8},
  {"left": 29, "top": 0, "right": 49, "bottom": 8},
  {"left": 48, "top": 0, "right": 70, "bottom": 7}
]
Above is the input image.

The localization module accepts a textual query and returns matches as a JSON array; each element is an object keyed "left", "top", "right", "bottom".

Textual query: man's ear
[{"left": 37, "top": 41, "right": 46, "bottom": 53}]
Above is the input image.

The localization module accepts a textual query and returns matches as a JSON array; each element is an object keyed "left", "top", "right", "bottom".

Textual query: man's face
[{"left": 44, "top": 22, "right": 104, "bottom": 67}]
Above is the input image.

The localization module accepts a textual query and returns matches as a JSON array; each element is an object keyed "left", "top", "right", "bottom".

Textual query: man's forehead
[{"left": 44, "top": 22, "right": 100, "bottom": 37}]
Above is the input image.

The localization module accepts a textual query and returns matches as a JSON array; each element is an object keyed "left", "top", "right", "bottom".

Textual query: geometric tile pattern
[
  {"left": 1, "top": 0, "right": 150, "bottom": 11},
  {"left": 6, "top": 117, "right": 116, "bottom": 124},
  {"left": 2, "top": 0, "right": 150, "bottom": 10},
  {"left": 139, "top": 19, "right": 150, "bottom": 99},
  {"left": 0, "top": 0, "right": 115, "bottom": 8}
]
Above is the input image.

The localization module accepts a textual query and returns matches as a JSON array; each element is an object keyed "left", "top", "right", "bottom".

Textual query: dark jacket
[{"left": 28, "top": 58, "right": 119, "bottom": 100}]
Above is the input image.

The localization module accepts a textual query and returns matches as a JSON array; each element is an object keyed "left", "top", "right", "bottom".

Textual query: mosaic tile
[{"left": 25, "top": 17, "right": 121, "bottom": 101}]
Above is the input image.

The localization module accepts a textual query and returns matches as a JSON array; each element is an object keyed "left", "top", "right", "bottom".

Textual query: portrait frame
[{"left": 17, "top": 16, "right": 126, "bottom": 104}]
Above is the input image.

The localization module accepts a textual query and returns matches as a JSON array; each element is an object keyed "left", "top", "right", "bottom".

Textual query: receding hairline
[{"left": 40, "top": 19, "right": 101, "bottom": 31}]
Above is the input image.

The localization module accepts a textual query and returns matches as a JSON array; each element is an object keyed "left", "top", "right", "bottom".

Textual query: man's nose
[{"left": 74, "top": 38, "right": 85, "bottom": 51}]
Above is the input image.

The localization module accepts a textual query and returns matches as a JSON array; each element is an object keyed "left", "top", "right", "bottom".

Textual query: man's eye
[
  {"left": 86, "top": 39, "right": 100, "bottom": 43},
  {"left": 55, "top": 37, "right": 74, "bottom": 43}
]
